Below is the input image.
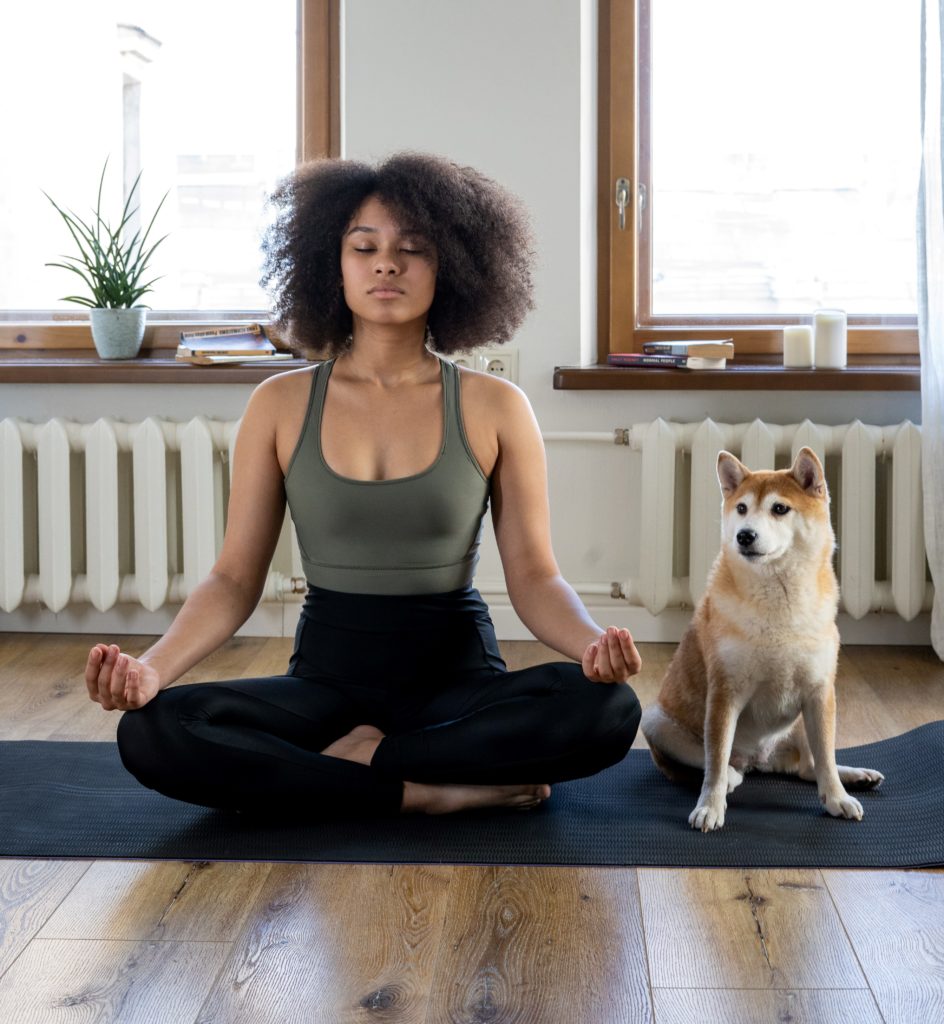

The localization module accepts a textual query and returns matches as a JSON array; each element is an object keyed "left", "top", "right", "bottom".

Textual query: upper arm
[
  {"left": 212, "top": 377, "right": 288, "bottom": 599},
  {"left": 489, "top": 379, "right": 560, "bottom": 588}
]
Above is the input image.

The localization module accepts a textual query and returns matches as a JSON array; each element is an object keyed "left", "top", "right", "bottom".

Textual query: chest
[
  {"left": 715, "top": 632, "right": 839, "bottom": 697},
  {"left": 276, "top": 367, "right": 497, "bottom": 481},
  {"left": 322, "top": 381, "right": 445, "bottom": 481}
]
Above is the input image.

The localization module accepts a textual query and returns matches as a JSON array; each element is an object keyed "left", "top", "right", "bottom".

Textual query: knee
[
  {"left": 553, "top": 663, "right": 642, "bottom": 752},
  {"left": 116, "top": 695, "right": 176, "bottom": 785},
  {"left": 599, "top": 680, "right": 642, "bottom": 754}
]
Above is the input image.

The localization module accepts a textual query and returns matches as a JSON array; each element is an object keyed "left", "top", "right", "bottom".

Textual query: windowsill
[
  {"left": 0, "top": 349, "right": 921, "bottom": 391},
  {"left": 554, "top": 354, "right": 921, "bottom": 391},
  {"left": 0, "top": 347, "right": 312, "bottom": 384}
]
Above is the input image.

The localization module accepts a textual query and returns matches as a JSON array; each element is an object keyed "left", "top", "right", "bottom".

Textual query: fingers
[
  {"left": 86, "top": 644, "right": 118, "bottom": 706},
  {"left": 594, "top": 631, "right": 616, "bottom": 678},
  {"left": 123, "top": 666, "right": 146, "bottom": 709},
  {"left": 618, "top": 628, "right": 642, "bottom": 676},
  {"left": 591, "top": 627, "right": 643, "bottom": 682},
  {"left": 581, "top": 642, "right": 599, "bottom": 680},
  {"left": 86, "top": 643, "right": 138, "bottom": 711},
  {"left": 85, "top": 645, "right": 107, "bottom": 702}
]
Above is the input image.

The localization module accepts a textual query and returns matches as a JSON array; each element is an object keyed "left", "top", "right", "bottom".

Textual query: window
[
  {"left": 0, "top": 0, "right": 338, "bottom": 342},
  {"left": 600, "top": 0, "right": 921, "bottom": 357}
]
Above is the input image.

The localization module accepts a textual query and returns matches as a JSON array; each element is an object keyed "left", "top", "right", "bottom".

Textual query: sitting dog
[{"left": 641, "top": 447, "right": 884, "bottom": 832}]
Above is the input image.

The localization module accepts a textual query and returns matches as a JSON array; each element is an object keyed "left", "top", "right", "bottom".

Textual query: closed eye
[{"left": 771, "top": 502, "right": 790, "bottom": 516}]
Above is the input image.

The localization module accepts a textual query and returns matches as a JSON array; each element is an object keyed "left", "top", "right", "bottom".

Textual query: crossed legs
[{"left": 117, "top": 662, "right": 641, "bottom": 818}]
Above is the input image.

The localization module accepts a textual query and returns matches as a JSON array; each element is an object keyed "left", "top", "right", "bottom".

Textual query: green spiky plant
[{"left": 43, "top": 159, "right": 169, "bottom": 308}]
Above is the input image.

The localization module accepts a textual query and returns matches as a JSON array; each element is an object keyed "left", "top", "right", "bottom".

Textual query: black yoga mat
[{"left": 1, "top": 723, "right": 942, "bottom": 868}]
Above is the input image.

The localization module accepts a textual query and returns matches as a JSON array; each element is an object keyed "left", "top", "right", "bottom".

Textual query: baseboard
[
  {"left": 485, "top": 601, "right": 933, "bottom": 647},
  {"left": 0, "top": 598, "right": 931, "bottom": 647},
  {"left": 0, "top": 602, "right": 287, "bottom": 638}
]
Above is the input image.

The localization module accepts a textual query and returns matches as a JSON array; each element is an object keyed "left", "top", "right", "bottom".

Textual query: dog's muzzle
[{"left": 736, "top": 529, "right": 759, "bottom": 556}]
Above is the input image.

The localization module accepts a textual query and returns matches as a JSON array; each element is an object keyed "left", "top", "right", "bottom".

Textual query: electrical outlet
[
  {"left": 450, "top": 354, "right": 475, "bottom": 369},
  {"left": 475, "top": 348, "right": 518, "bottom": 382}
]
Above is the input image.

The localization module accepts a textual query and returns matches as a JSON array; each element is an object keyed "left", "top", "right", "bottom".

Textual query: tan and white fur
[{"left": 641, "top": 447, "right": 884, "bottom": 832}]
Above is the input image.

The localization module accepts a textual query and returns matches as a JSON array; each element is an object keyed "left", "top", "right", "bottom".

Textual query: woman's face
[{"left": 340, "top": 195, "right": 438, "bottom": 330}]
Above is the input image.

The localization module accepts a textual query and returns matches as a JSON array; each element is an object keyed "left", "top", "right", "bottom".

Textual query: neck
[{"left": 340, "top": 318, "right": 436, "bottom": 386}]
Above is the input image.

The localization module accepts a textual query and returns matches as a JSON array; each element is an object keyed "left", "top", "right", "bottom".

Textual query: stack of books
[
  {"left": 175, "top": 324, "right": 293, "bottom": 365},
  {"left": 607, "top": 339, "right": 734, "bottom": 370}
]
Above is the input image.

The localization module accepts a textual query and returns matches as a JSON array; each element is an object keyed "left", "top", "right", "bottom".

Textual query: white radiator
[
  {"left": 622, "top": 417, "right": 932, "bottom": 620},
  {"left": 0, "top": 415, "right": 933, "bottom": 624},
  {"left": 0, "top": 416, "right": 301, "bottom": 614}
]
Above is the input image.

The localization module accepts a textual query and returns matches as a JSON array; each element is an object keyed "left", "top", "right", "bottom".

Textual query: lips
[{"left": 369, "top": 286, "right": 404, "bottom": 296}]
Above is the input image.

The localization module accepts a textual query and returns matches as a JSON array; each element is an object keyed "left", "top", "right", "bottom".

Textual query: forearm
[
  {"left": 506, "top": 573, "right": 604, "bottom": 663},
  {"left": 137, "top": 571, "right": 260, "bottom": 688}
]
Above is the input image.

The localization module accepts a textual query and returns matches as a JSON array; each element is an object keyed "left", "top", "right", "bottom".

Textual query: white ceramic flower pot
[{"left": 89, "top": 307, "right": 147, "bottom": 360}]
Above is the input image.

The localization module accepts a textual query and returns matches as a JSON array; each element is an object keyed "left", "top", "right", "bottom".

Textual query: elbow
[
  {"left": 209, "top": 567, "right": 266, "bottom": 614},
  {"left": 504, "top": 566, "right": 563, "bottom": 605}
]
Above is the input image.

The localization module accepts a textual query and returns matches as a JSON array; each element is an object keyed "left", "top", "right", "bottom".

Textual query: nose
[
  {"left": 374, "top": 251, "right": 401, "bottom": 275},
  {"left": 736, "top": 529, "right": 757, "bottom": 548}
]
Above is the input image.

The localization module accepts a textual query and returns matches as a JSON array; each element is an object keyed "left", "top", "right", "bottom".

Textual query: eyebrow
[{"left": 344, "top": 225, "right": 426, "bottom": 238}]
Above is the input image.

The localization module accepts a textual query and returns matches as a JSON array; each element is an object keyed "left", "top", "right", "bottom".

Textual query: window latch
[{"left": 615, "top": 177, "right": 631, "bottom": 231}]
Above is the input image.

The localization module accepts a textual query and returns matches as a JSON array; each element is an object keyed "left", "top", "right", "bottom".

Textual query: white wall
[
  {"left": 0, "top": 0, "right": 926, "bottom": 644},
  {"left": 340, "top": 0, "right": 926, "bottom": 644}
]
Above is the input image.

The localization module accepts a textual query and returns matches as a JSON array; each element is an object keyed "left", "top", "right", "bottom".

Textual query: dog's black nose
[{"left": 736, "top": 529, "right": 757, "bottom": 548}]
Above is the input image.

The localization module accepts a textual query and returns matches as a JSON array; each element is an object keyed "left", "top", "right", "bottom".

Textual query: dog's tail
[{"left": 648, "top": 744, "right": 704, "bottom": 792}]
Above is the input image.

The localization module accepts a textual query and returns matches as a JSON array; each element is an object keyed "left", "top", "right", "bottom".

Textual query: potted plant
[{"left": 43, "top": 160, "right": 169, "bottom": 359}]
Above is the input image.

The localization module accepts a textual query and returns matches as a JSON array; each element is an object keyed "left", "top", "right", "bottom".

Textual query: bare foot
[
  {"left": 401, "top": 781, "right": 552, "bottom": 815},
  {"left": 320, "top": 725, "right": 385, "bottom": 766}
]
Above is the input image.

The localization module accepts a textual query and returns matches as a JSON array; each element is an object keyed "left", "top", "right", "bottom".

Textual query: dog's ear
[
  {"left": 791, "top": 447, "right": 826, "bottom": 496},
  {"left": 717, "top": 451, "right": 749, "bottom": 496}
]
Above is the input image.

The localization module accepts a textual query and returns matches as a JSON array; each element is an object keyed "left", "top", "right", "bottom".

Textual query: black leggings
[{"left": 117, "top": 584, "right": 641, "bottom": 817}]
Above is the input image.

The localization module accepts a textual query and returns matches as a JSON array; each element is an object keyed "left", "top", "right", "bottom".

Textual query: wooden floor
[{"left": 0, "top": 633, "right": 943, "bottom": 1024}]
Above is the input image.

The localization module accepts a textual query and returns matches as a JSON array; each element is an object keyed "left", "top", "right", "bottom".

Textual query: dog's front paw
[
  {"left": 837, "top": 765, "right": 884, "bottom": 790},
  {"left": 689, "top": 800, "right": 726, "bottom": 832},
  {"left": 821, "top": 791, "right": 864, "bottom": 820}
]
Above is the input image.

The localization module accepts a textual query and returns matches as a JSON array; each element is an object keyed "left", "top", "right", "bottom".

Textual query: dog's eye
[
  {"left": 771, "top": 502, "right": 790, "bottom": 516},
  {"left": 736, "top": 503, "right": 747, "bottom": 515}
]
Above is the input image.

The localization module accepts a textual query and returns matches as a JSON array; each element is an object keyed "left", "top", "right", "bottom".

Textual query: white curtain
[{"left": 919, "top": 0, "right": 944, "bottom": 658}]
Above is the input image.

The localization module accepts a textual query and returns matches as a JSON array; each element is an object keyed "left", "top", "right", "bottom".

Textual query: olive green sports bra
[{"left": 283, "top": 355, "right": 491, "bottom": 595}]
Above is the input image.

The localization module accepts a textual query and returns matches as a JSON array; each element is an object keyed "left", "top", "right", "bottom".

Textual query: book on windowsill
[
  {"left": 175, "top": 324, "right": 292, "bottom": 364},
  {"left": 607, "top": 352, "right": 728, "bottom": 370},
  {"left": 641, "top": 338, "right": 735, "bottom": 360}
]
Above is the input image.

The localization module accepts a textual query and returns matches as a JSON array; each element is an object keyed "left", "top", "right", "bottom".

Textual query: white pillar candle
[
  {"left": 813, "top": 308, "right": 847, "bottom": 368},
  {"left": 783, "top": 325, "right": 814, "bottom": 367}
]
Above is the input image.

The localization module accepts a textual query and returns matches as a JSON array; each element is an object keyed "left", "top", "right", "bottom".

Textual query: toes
[
  {"left": 823, "top": 794, "right": 864, "bottom": 820},
  {"left": 689, "top": 803, "right": 725, "bottom": 832},
  {"left": 839, "top": 766, "right": 885, "bottom": 791}
]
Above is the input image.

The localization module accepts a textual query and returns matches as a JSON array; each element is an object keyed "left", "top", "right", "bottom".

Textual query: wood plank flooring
[{"left": 0, "top": 633, "right": 942, "bottom": 1023}]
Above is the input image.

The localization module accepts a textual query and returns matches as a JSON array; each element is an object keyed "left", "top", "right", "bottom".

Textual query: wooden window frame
[
  {"left": 597, "top": 0, "right": 919, "bottom": 362},
  {"left": 0, "top": 0, "right": 340, "bottom": 353}
]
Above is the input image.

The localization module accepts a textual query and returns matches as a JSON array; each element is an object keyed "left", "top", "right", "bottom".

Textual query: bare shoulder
[
  {"left": 246, "top": 364, "right": 316, "bottom": 430},
  {"left": 456, "top": 363, "right": 534, "bottom": 429},
  {"left": 248, "top": 366, "right": 318, "bottom": 472},
  {"left": 253, "top": 364, "right": 316, "bottom": 403}
]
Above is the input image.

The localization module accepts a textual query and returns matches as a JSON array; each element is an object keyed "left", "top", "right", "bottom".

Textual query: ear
[
  {"left": 791, "top": 446, "right": 826, "bottom": 496},
  {"left": 717, "top": 451, "right": 749, "bottom": 496}
]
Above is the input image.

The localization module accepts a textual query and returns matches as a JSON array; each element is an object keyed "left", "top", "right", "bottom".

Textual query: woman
[{"left": 86, "top": 152, "right": 642, "bottom": 818}]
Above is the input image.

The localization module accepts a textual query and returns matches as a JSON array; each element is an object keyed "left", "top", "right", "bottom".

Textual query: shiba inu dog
[{"left": 641, "top": 447, "right": 884, "bottom": 832}]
